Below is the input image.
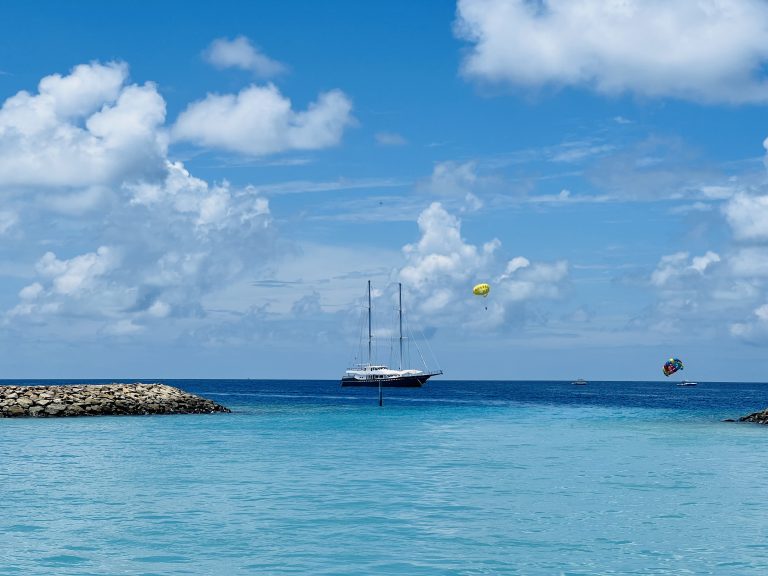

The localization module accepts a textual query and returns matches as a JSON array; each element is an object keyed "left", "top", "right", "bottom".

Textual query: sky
[{"left": 3, "top": 0, "right": 768, "bottom": 381}]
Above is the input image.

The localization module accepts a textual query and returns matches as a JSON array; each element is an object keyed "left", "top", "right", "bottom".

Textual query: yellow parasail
[{"left": 472, "top": 283, "right": 490, "bottom": 298}]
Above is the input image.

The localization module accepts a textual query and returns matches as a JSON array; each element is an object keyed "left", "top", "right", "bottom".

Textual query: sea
[{"left": 2, "top": 379, "right": 768, "bottom": 575}]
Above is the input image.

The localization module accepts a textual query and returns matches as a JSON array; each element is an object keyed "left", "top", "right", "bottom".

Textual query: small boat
[
  {"left": 341, "top": 281, "right": 442, "bottom": 388},
  {"left": 572, "top": 378, "right": 587, "bottom": 385},
  {"left": 677, "top": 380, "right": 697, "bottom": 387}
]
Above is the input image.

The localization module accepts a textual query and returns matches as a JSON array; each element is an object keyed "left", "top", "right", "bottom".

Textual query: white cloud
[
  {"left": 171, "top": 84, "right": 354, "bottom": 156},
  {"left": 399, "top": 202, "right": 568, "bottom": 328},
  {"left": 19, "top": 282, "right": 43, "bottom": 300},
  {"left": 10, "top": 246, "right": 124, "bottom": 319},
  {"left": 0, "top": 61, "right": 167, "bottom": 188},
  {"left": 204, "top": 36, "right": 287, "bottom": 77},
  {"left": 669, "top": 201, "right": 714, "bottom": 215},
  {"left": 731, "top": 302, "right": 768, "bottom": 341},
  {"left": 730, "top": 247, "right": 768, "bottom": 277},
  {"left": 125, "top": 160, "right": 270, "bottom": 232},
  {"left": 691, "top": 251, "right": 721, "bottom": 274},
  {"left": 651, "top": 251, "right": 721, "bottom": 287},
  {"left": 7, "top": 163, "right": 274, "bottom": 330},
  {"left": 0, "top": 209, "right": 17, "bottom": 234},
  {"left": 723, "top": 192, "right": 768, "bottom": 241},
  {"left": 419, "top": 161, "right": 479, "bottom": 197},
  {"left": 105, "top": 319, "right": 144, "bottom": 335},
  {"left": 41, "top": 186, "right": 110, "bottom": 215},
  {"left": 36, "top": 246, "right": 118, "bottom": 296},
  {"left": 400, "top": 202, "right": 497, "bottom": 292},
  {"left": 418, "top": 161, "right": 493, "bottom": 211},
  {"left": 1, "top": 62, "right": 275, "bottom": 336},
  {"left": 455, "top": 0, "right": 768, "bottom": 103},
  {"left": 550, "top": 142, "right": 614, "bottom": 163},
  {"left": 375, "top": 131, "right": 407, "bottom": 146},
  {"left": 499, "top": 260, "right": 568, "bottom": 301}
]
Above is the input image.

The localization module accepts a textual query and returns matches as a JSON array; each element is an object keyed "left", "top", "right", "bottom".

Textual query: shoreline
[{"left": 0, "top": 383, "right": 230, "bottom": 418}]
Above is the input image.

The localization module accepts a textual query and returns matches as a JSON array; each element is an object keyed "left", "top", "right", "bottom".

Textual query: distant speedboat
[
  {"left": 677, "top": 380, "right": 697, "bottom": 387},
  {"left": 572, "top": 378, "right": 587, "bottom": 386}
]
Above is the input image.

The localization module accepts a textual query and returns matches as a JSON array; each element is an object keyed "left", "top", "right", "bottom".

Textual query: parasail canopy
[
  {"left": 472, "top": 283, "right": 490, "bottom": 298},
  {"left": 663, "top": 357, "right": 684, "bottom": 377}
]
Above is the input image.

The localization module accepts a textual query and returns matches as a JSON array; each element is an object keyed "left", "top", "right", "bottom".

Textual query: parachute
[
  {"left": 472, "top": 283, "right": 490, "bottom": 298},
  {"left": 663, "top": 358, "right": 684, "bottom": 377}
]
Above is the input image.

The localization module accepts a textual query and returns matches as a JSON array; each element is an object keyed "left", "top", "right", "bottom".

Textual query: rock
[
  {"left": 738, "top": 409, "right": 768, "bottom": 424},
  {"left": 45, "top": 403, "right": 67, "bottom": 415},
  {"left": 28, "top": 406, "right": 45, "bottom": 417},
  {"left": 4, "top": 405, "right": 26, "bottom": 416},
  {"left": 0, "top": 383, "right": 230, "bottom": 418}
]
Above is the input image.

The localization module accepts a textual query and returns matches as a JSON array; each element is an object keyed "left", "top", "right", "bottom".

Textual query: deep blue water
[{"left": 2, "top": 379, "right": 768, "bottom": 575}]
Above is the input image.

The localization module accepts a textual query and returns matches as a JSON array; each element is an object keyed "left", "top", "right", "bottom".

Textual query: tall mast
[
  {"left": 367, "top": 280, "right": 372, "bottom": 365},
  {"left": 398, "top": 282, "right": 403, "bottom": 370}
]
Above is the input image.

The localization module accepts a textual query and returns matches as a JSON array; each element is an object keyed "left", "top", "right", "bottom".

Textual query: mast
[
  {"left": 367, "top": 280, "right": 372, "bottom": 365},
  {"left": 398, "top": 282, "right": 403, "bottom": 370}
]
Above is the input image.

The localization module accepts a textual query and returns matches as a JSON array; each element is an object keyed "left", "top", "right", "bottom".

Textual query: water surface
[{"left": 2, "top": 379, "right": 767, "bottom": 574}]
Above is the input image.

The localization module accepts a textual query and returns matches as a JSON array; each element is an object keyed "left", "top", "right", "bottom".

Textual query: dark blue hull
[{"left": 340, "top": 372, "right": 440, "bottom": 388}]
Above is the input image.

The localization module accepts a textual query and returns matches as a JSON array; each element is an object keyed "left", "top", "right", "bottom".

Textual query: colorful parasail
[
  {"left": 663, "top": 357, "right": 684, "bottom": 377},
  {"left": 472, "top": 283, "right": 490, "bottom": 298}
]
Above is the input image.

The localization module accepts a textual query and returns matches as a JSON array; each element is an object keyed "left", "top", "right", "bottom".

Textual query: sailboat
[{"left": 341, "top": 281, "right": 442, "bottom": 388}]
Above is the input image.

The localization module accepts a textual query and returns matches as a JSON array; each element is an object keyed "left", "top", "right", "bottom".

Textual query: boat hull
[{"left": 340, "top": 372, "right": 440, "bottom": 388}]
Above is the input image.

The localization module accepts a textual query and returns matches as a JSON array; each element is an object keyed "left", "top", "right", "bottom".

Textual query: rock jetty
[
  {"left": 0, "top": 383, "right": 230, "bottom": 418},
  {"left": 738, "top": 408, "right": 768, "bottom": 425}
]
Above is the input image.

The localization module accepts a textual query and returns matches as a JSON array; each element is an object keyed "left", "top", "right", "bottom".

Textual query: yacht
[{"left": 341, "top": 281, "right": 442, "bottom": 388}]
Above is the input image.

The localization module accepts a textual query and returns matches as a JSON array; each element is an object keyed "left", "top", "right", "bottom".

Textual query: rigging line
[
  {"left": 355, "top": 288, "right": 366, "bottom": 366},
  {"left": 403, "top": 313, "right": 428, "bottom": 371},
  {"left": 417, "top": 323, "right": 441, "bottom": 372}
]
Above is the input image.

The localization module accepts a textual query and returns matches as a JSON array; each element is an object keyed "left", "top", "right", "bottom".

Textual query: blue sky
[{"left": 3, "top": 0, "right": 768, "bottom": 381}]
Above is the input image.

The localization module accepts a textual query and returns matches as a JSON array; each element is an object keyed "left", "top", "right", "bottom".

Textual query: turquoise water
[{"left": 2, "top": 380, "right": 768, "bottom": 574}]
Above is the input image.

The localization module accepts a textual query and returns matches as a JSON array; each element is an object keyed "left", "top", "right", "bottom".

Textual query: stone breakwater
[
  {"left": 738, "top": 408, "right": 768, "bottom": 425},
  {"left": 0, "top": 383, "right": 230, "bottom": 418}
]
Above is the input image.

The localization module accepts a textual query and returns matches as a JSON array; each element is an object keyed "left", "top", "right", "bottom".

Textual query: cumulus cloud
[
  {"left": 651, "top": 251, "right": 721, "bottom": 287},
  {"left": 125, "top": 160, "right": 270, "bottom": 232},
  {"left": 642, "top": 247, "right": 759, "bottom": 340},
  {"left": 9, "top": 246, "right": 125, "bottom": 320},
  {"left": 399, "top": 202, "right": 568, "bottom": 328},
  {"left": 1, "top": 61, "right": 275, "bottom": 337},
  {"left": 455, "top": 0, "right": 768, "bottom": 103},
  {"left": 731, "top": 302, "right": 768, "bottom": 341},
  {"left": 8, "top": 162, "right": 273, "bottom": 332},
  {"left": 730, "top": 247, "right": 768, "bottom": 277},
  {"left": 420, "top": 161, "right": 479, "bottom": 197},
  {"left": 720, "top": 185, "right": 768, "bottom": 340},
  {"left": 416, "top": 161, "right": 490, "bottom": 212},
  {"left": 0, "top": 61, "right": 167, "bottom": 188},
  {"left": 496, "top": 256, "right": 568, "bottom": 301},
  {"left": 204, "top": 36, "right": 287, "bottom": 77},
  {"left": 723, "top": 192, "right": 768, "bottom": 241},
  {"left": 400, "top": 202, "right": 498, "bottom": 293},
  {"left": 36, "top": 246, "right": 118, "bottom": 296},
  {"left": 171, "top": 84, "right": 354, "bottom": 156}
]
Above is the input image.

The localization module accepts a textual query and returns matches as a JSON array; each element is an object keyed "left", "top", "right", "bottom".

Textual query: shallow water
[{"left": 2, "top": 379, "right": 768, "bottom": 574}]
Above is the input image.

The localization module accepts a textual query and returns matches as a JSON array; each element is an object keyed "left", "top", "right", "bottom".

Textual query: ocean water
[{"left": 2, "top": 379, "right": 768, "bottom": 575}]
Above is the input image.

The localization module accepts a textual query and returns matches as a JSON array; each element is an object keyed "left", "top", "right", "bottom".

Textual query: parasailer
[
  {"left": 473, "top": 283, "right": 490, "bottom": 310},
  {"left": 662, "top": 357, "right": 684, "bottom": 377}
]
